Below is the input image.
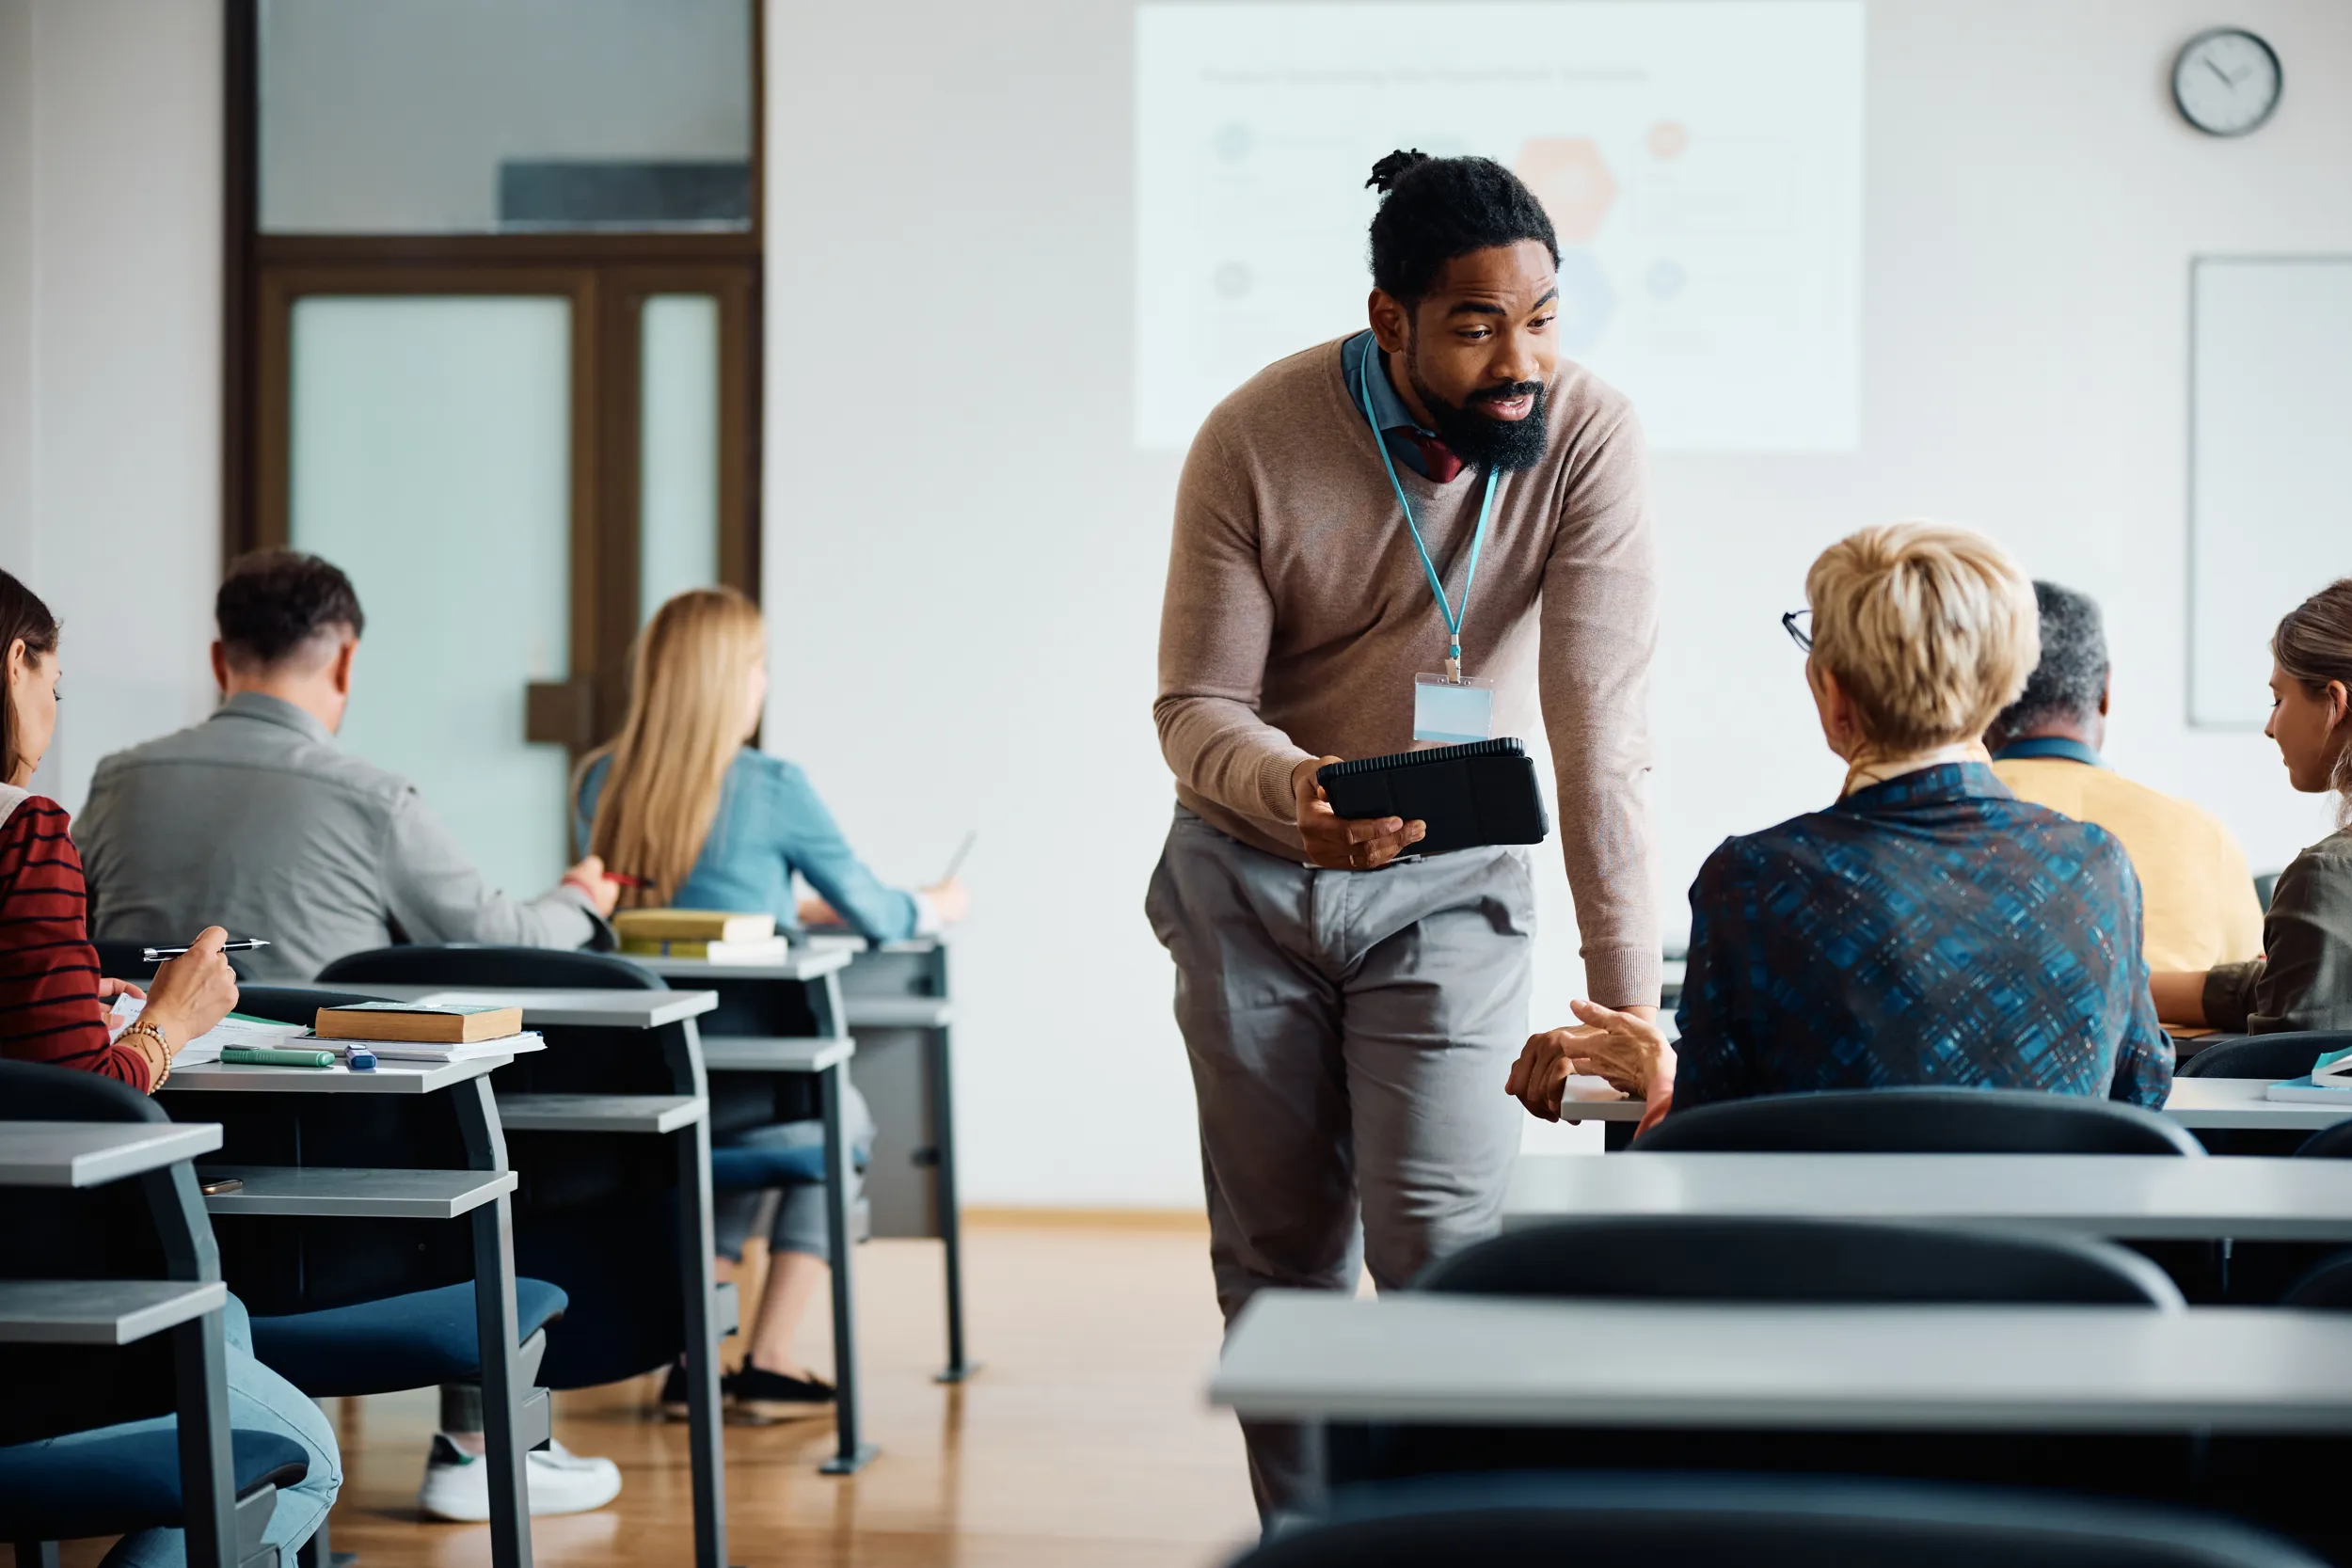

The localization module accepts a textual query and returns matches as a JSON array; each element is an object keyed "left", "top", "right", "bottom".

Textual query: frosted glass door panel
[
  {"left": 289, "top": 296, "right": 573, "bottom": 896},
  {"left": 639, "top": 293, "right": 722, "bottom": 621}
]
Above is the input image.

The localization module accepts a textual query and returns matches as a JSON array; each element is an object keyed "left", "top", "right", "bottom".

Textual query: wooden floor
[{"left": 316, "top": 1220, "right": 1257, "bottom": 1568}]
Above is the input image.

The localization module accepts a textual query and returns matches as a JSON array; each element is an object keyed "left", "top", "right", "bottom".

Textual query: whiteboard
[
  {"left": 1133, "top": 1, "right": 1865, "bottom": 454},
  {"left": 2189, "top": 257, "right": 2352, "bottom": 727}
]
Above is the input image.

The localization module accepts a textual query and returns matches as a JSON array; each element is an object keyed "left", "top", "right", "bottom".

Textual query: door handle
[{"left": 524, "top": 678, "right": 596, "bottom": 749}]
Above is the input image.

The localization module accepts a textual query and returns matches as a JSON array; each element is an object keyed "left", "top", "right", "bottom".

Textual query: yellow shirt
[{"left": 1992, "top": 756, "right": 2265, "bottom": 973}]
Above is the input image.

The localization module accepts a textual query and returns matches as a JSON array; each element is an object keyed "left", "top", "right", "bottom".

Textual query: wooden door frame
[{"left": 220, "top": 0, "right": 765, "bottom": 752}]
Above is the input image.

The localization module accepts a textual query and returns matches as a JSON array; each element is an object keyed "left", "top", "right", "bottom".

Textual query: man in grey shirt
[{"left": 78, "top": 550, "right": 620, "bottom": 983}]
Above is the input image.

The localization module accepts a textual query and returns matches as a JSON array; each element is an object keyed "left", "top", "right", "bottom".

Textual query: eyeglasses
[{"left": 1782, "top": 610, "right": 1813, "bottom": 652}]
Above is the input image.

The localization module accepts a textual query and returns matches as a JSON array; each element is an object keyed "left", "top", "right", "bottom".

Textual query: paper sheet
[{"left": 106, "top": 995, "right": 310, "bottom": 1067}]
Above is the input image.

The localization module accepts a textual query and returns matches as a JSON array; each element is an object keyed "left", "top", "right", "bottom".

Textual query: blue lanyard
[{"left": 1359, "top": 345, "right": 1498, "bottom": 683}]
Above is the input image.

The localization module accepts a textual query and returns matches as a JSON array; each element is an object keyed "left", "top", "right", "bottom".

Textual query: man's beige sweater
[{"left": 1153, "top": 336, "right": 1661, "bottom": 1006}]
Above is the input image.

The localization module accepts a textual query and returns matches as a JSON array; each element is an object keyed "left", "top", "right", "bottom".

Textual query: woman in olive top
[
  {"left": 2153, "top": 578, "right": 2352, "bottom": 1034},
  {"left": 576, "top": 587, "right": 966, "bottom": 1421}
]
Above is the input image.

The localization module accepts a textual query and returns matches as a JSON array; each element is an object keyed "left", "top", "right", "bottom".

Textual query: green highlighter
[{"left": 221, "top": 1046, "right": 338, "bottom": 1069}]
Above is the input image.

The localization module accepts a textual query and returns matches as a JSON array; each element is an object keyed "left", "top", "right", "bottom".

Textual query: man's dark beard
[{"left": 1405, "top": 342, "right": 1549, "bottom": 472}]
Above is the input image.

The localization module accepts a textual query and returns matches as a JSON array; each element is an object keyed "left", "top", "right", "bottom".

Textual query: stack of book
[
  {"left": 2267, "top": 1047, "right": 2352, "bottom": 1104},
  {"left": 310, "top": 1002, "right": 543, "bottom": 1063},
  {"left": 614, "top": 909, "right": 787, "bottom": 963}
]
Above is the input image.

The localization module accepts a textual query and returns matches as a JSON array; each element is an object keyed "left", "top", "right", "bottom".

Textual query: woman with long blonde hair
[
  {"left": 576, "top": 586, "right": 966, "bottom": 1422},
  {"left": 578, "top": 586, "right": 962, "bottom": 935}
]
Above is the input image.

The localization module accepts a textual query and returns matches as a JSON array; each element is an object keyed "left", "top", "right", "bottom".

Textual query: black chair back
[
  {"left": 311, "top": 944, "right": 691, "bottom": 1391},
  {"left": 317, "top": 944, "right": 662, "bottom": 990},
  {"left": 2180, "top": 1034, "right": 2352, "bottom": 1081},
  {"left": 0, "top": 1062, "right": 186, "bottom": 1443},
  {"left": 1416, "top": 1215, "right": 2183, "bottom": 1307},
  {"left": 91, "top": 939, "right": 155, "bottom": 982},
  {"left": 1232, "top": 1472, "right": 2327, "bottom": 1568},
  {"left": 229, "top": 986, "right": 391, "bottom": 1026},
  {"left": 1635, "top": 1086, "right": 2204, "bottom": 1155}
]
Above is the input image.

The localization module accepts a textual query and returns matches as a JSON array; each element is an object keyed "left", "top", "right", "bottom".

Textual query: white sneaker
[{"left": 417, "top": 1432, "right": 624, "bottom": 1520}]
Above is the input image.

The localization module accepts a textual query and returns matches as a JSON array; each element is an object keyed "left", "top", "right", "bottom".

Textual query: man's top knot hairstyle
[
  {"left": 1365, "top": 150, "right": 1559, "bottom": 306},
  {"left": 216, "top": 548, "right": 366, "bottom": 672}
]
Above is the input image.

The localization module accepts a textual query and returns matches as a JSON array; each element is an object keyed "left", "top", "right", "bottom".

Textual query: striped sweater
[{"left": 0, "top": 789, "right": 151, "bottom": 1090}]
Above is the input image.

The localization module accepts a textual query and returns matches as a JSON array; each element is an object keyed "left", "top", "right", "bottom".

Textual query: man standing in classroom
[{"left": 1147, "top": 150, "right": 1661, "bottom": 1516}]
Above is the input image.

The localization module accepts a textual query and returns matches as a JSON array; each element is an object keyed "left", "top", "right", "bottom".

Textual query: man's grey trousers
[{"left": 1146, "top": 808, "right": 1534, "bottom": 1517}]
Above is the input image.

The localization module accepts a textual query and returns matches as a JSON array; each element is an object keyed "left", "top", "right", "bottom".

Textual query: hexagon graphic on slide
[
  {"left": 1553, "top": 249, "right": 1616, "bottom": 357},
  {"left": 1514, "top": 137, "right": 1617, "bottom": 245}
]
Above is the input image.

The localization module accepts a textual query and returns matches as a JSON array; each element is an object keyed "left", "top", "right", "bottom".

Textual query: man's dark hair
[
  {"left": 1366, "top": 150, "right": 1559, "bottom": 307},
  {"left": 1988, "top": 580, "right": 2108, "bottom": 749},
  {"left": 216, "top": 549, "right": 366, "bottom": 671}
]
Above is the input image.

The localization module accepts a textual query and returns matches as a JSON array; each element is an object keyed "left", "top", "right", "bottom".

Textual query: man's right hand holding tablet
[{"left": 1292, "top": 755, "right": 1426, "bottom": 870}]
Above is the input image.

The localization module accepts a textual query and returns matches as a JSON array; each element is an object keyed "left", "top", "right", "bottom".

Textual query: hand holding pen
[{"left": 126, "top": 927, "right": 243, "bottom": 1064}]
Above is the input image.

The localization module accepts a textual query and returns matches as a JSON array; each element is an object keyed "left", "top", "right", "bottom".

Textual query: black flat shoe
[{"left": 728, "top": 1361, "right": 835, "bottom": 1424}]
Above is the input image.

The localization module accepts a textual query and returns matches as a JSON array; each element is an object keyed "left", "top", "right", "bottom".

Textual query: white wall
[
  {"left": 8, "top": 1, "right": 2350, "bottom": 1209},
  {"left": 0, "top": 0, "right": 223, "bottom": 812},
  {"left": 767, "top": 0, "right": 2352, "bottom": 1207}
]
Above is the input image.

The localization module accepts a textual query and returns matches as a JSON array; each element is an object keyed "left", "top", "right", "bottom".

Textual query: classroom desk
[
  {"left": 790, "top": 931, "right": 977, "bottom": 1382},
  {"left": 644, "top": 938, "right": 974, "bottom": 1398},
  {"left": 0, "top": 1122, "right": 242, "bottom": 1568},
  {"left": 1502, "top": 1152, "right": 2352, "bottom": 1241},
  {"left": 162, "top": 1049, "right": 541, "bottom": 1568},
  {"left": 1559, "top": 1079, "right": 2352, "bottom": 1148},
  {"left": 358, "top": 986, "right": 758, "bottom": 1540},
  {"left": 2163, "top": 1078, "right": 2352, "bottom": 1132},
  {"left": 1212, "top": 1291, "right": 2352, "bottom": 1433},
  {"left": 0, "top": 1119, "right": 222, "bottom": 1186},
  {"left": 609, "top": 959, "right": 883, "bottom": 1465}
]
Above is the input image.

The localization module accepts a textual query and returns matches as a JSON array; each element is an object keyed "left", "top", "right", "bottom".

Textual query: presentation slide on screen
[{"left": 1135, "top": 2, "right": 1864, "bottom": 454}]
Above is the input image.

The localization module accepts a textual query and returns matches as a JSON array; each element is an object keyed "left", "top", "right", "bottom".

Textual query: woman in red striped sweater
[{"left": 0, "top": 569, "right": 236, "bottom": 1089}]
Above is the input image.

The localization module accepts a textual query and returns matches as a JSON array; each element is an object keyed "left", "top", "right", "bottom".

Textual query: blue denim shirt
[
  {"left": 575, "top": 749, "right": 920, "bottom": 943},
  {"left": 1673, "top": 762, "right": 2172, "bottom": 1113},
  {"left": 1340, "top": 329, "right": 1444, "bottom": 478}
]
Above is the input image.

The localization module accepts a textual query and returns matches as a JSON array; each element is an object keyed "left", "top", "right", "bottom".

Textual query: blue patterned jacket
[{"left": 1671, "top": 763, "right": 2172, "bottom": 1113}]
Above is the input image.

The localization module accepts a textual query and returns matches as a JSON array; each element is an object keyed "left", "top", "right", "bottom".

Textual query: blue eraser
[{"left": 347, "top": 1048, "right": 378, "bottom": 1072}]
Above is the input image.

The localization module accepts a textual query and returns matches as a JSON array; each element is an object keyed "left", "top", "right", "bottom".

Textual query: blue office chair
[
  {"left": 1633, "top": 1086, "right": 2205, "bottom": 1155},
  {"left": 0, "top": 1062, "right": 311, "bottom": 1568},
  {"left": 1415, "top": 1215, "right": 2183, "bottom": 1307},
  {"left": 1232, "top": 1472, "right": 2326, "bottom": 1568}
]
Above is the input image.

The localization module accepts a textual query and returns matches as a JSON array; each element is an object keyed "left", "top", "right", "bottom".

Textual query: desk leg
[
  {"left": 928, "top": 1023, "right": 977, "bottom": 1384},
  {"left": 819, "top": 1057, "right": 878, "bottom": 1474},
  {"left": 170, "top": 1298, "right": 238, "bottom": 1568},
  {"left": 675, "top": 1115, "right": 729, "bottom": 1568},
  {"left": 147, "top": 1164, "right": 237, "bottom": 1568},
  {"left": 455, "top": 1082, "right": 532, "bottom": 1568}
]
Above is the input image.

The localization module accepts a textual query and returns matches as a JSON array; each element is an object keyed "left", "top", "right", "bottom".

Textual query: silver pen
[{"left": 143, "top": 939, "right": 272, "bottom": 962}]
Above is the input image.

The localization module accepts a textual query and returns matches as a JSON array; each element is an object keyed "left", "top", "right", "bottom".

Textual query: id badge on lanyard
[
  {"left": 1359, "top": 346, "right": 1502, "bottom": 744},
  {"left": 1413, "top": 672, "right": 1496, "bottom": 744}
]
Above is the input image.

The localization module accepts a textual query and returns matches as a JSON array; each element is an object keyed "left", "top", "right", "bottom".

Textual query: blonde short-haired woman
[
  {"left": 2153, "top": 578, "right": 2352, "bottom": 1034},
  {"left": 1507, "top": 522, "right": 2170, "bottom": 1129},
  {"left": 576, "top": 587, "right": 966, "bottom": 1421}
]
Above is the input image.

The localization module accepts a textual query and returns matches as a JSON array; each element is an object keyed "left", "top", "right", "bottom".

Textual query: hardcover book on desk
[
  {"left": 313, "top": 1002, "right": 525, "bottom": 1044},
  {"left": 613, "top": 908, "right": 784, "bottom": 960}
]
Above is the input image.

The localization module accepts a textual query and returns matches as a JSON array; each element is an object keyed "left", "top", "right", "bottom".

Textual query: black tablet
[{"left": 1316, "top": 737, "right": 1549, "bottom": 859}]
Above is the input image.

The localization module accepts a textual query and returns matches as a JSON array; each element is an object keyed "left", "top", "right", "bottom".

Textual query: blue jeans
[
  {"left": 41, "top": 1293, "right": 342, "bottom": 1568},
  {"left": 710, "top": 1082, "right": 877, "bottom": 1264}
]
